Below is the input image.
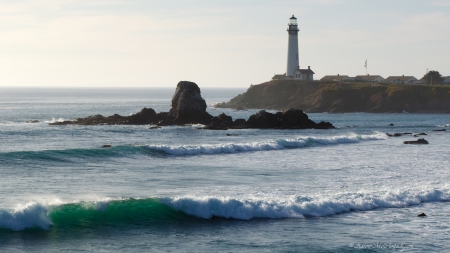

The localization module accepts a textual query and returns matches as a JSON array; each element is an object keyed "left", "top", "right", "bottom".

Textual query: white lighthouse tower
[
  {"left": 286, "top": 15, "right": 299, "bottom": 77},
  {"left": 271, "top": 15, "right": 314, "bottom": 81}
]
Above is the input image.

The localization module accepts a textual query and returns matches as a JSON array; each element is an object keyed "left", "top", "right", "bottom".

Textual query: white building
[
  {"left": 293, "top": 66, "right": 314, "bottom": 80},
  {"left": 442, "top": 76, "right": 450, "bottom": 84},
  {"left": 272, "top": 15, "right": 314, "bottom": 81}
]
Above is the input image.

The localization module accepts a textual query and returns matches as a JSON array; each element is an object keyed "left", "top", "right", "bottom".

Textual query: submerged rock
[
  {"left": 386, "top": 133, "right": 404, "bottom": 137},
  {"left": 403, "top": 138, "right": 429, "bottom": 145},
  {"left": 417, "top": 213, "right": 426, "bottom": 217}
]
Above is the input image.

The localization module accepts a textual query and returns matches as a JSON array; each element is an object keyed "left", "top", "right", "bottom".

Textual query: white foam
[
  {"left": 0, "top": 202, "right": 53, "bottom": 231},
  {"left": 187, "top": 124, "right": 206, "bottom": 128},
  {"left": 146, "top": 133, "right": 387, "bottom": 156},
  {"left": 162, "top": 188, "right": 450, "bottom": 220},
  {"left": 0, "top": 197, "right": 117, "bottom": 231},
  {"left": 45, "top": 117, "right": 67, "bottom": 123}
]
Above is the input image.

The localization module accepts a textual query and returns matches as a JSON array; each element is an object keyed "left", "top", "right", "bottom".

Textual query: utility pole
[{"left": 364, "top": 59, "right": 367, "bottom": 75}]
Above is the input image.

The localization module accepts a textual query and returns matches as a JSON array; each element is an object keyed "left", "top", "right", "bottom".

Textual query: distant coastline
[{"left": 215, "top": 80, "right": 450, "bottom": 113}]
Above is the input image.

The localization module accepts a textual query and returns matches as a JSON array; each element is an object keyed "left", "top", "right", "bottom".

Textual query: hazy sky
[{"left": 1, "top": 0, "right": 449, "bottom": 87}]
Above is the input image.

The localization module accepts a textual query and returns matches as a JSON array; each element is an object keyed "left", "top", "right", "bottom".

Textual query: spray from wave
[{"left": 45, "top": 118, "right": 67, "bottom": 124}]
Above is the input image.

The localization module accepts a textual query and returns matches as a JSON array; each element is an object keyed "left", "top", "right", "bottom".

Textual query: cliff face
[{"left": 215, "top": 80, "right": 450, "bottom": 113}]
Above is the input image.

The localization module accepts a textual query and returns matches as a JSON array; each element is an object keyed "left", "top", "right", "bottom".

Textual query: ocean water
[{"left": 1, "top": 87, "right": 450, "bottom": 252}]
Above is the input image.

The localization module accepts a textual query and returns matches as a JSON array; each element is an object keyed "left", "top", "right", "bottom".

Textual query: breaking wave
[
  {"left": 0, "top": 133, "right": 387, "bottom": 162},
  {"left": 1, "top": 188, "right": 448, "bottom": 231},
  {"left": 144, "top": 132, "right": 387, "bottom": 156}
]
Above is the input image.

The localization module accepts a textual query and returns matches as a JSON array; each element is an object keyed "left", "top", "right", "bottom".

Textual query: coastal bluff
[
  {"left": 49, "top": 81, "right": 334, "bottom": 130},
  {"left": 215, "top": 80, "right": 450, "bottom": 113}
]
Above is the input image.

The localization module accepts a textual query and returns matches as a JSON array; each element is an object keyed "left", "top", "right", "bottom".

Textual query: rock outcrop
[
  {"left": 159, "top": 81, "right": 213, "bottom": 125},
  {"left": 50, "top": 108, "right": 165, "bottom": 125},
  {"left": 49, "top": 81, "right": 334, "bottom": 130},
  {"left": 204, "top": 108, "right": 334, "bottom": 130}
]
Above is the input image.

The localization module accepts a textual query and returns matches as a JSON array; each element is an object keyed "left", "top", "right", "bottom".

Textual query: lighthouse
[
  {"left": 272, "top": 15, "right": 314, "bottom": 81},
  {"left": 286, "top": 15, "right": 299, "bottom": 77}
]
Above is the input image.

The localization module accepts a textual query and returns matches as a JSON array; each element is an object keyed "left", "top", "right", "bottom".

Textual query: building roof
[
  {"left": 298, "top": 69, "right": 315, "bottom": 74},
  {"left": 385, "top": 76, "right": 417, "bottom": 81},
  {"left": 272, "top": 74, "right": 286, "bottom": 80},
  {"left": 356, "top": 75, "right": 385, "bottom": 81},
  {"left": 320, "top": 75, "right": 349, "bottom": 81}
]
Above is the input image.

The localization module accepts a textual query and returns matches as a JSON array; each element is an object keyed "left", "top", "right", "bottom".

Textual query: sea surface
[{"left": 1, "top": 87, "right": 449, "bottom": 252}]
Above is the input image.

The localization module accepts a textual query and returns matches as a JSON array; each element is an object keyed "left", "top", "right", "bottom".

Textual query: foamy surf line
[
  {"left": 1, "top": 188, "right": 448, "bottom": 231},
  {"left": 164, "top": 188, "right": 450, "bottom": 219},
  {"left": 145, "top": 132, "right": 387, "bottom": 156}
]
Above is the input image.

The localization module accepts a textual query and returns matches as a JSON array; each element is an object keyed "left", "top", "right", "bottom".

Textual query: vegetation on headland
[
  {"left": 215, "top": 80, "right": 450, "bottom": 113},
  {"left": 423, "top": 70, "right": 443, "bottom": 85}
]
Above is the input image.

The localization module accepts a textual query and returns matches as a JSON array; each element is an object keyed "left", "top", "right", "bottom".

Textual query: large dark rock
[
  {"left": 246, "top": 110, "right": 278, "bottom": 128},
  {"left": 203, "top": 108, "right": 334, "bottom": 130},
  {"left": 127, "top": 108, "right": 158, "bottom": 124},
  {"left": 244, "top": 108, "right": 331, "bottom": 129},
  {"left": 162, "top": 81, "right": 213, "bottom": 125},
  {"left": 206, "top": 113, "right": 235, "bottom": 130}
]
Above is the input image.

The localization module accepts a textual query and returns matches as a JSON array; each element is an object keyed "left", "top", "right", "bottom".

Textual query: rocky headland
[
  {"left": 215, "top": 80, "right": 450, "bottom": 113},
  {"left": 50, "top": 81, "right": 334, "bottom": 130}
]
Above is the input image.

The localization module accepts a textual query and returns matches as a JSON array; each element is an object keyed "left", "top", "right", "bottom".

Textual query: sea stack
[{"left": 160, "top": 81, "right": 213, "bottom": 125}]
